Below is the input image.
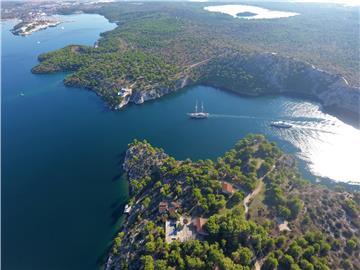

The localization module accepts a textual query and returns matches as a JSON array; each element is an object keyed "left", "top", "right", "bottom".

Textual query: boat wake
[
  {"left": 208, "top": 114, "right": 337, "bottom": 135},
  {"left": 209, "top": 114, "right": 267, "bottom": 120},
  {"left": 290, "top": 124, "right": 338, "bottom": 135}
]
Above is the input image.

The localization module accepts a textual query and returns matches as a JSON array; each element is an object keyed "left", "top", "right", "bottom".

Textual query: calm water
[
  {"left": 204, "top": 5, "right": 299, "bottom": 19},
  {"left": 2, "top": 13, "right": 360, "bottom": 270}
]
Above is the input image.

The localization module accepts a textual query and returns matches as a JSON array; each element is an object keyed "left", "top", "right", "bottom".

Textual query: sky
[
  {"left": 292, "top": 0, "right": 360, "bottom": 6},
  {"left": 1, "top": 0, "right": 359, "bottom": 6}
]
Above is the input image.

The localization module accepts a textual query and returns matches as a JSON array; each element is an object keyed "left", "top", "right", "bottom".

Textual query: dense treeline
[
  {"left": 127, "top": 135, "right": 279, "bottom": 217},
  {"left": 90, "top": 1, "right": 359, "bottom": 84},
  {"left": 195, "top": 55, "right": 266, "bottom": 95}
]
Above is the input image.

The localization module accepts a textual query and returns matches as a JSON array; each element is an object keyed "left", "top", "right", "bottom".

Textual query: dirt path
[
  {"left": 172, "top": 52, "right": 234, "bottom": 82},
  {"left": 245, "top": 154, "right": 286, "bottom": 213},
  {"left": 185, "top": 57, "right": 214, "bottom": 70},
  {"left": 254, "top": 260, "right": 261, "bottom": 270},
  {"left": 180, "top": 75, "right": 189, "bottom": 88},
  {"left": 172, "top": 57, "right": 214, "bottom": 81},
  {"left": 244, "top": 180, "right": 264, "bottom": 215},
  {"left": 243, "top": 160, "right": 280, "bottom": 215},
  {"left": 244, "top": 156, "right": 284, "bottom": 270}
]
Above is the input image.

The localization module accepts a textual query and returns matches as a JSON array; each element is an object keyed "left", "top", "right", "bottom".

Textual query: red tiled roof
[
  {"left": 193, "top": 217, "right": 208, "bottom": 234},
  {"left": 221, "top": 182, "right": 234, "bottom": 194}
]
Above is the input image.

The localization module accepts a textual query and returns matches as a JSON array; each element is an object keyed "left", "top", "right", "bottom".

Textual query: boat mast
[
  {"left": 195, "top": 100, "right": 198, "bottom": 113},
  {"left": 201, "top": 102, "right": 204, "bottom": 113}
]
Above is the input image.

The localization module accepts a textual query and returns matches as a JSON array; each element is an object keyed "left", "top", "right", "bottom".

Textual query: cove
[{"left": 2, "top": 13, "right": 360, "bottom": 270}]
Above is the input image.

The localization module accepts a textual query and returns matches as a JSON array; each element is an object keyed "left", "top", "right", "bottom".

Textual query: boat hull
[
  {"left": 187, "top": 112, "right": 209, "bottom": 119},
  {"left": 270, "top": 122, "right": 292, "bottom": 128}
]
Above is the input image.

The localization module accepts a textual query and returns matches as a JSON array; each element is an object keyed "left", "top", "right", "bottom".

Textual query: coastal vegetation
[
  {"left": 31, "top": 2, "right": 359, "bottom": 113},
  {"left": 106, "top": 135, "right": 360, "bottom": 270},
  {"left": 33, "top": 45, "right": 179, "bottom": 108}
]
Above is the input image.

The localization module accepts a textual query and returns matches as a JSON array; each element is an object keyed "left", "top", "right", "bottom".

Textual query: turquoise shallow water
[{"left": 2, "top": 13, "right": 360, "bottom": 270}]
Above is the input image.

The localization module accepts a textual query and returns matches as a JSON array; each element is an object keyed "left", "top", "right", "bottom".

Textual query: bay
[{"left": 2, "top": 13, "right": 360, "bottom": 270}]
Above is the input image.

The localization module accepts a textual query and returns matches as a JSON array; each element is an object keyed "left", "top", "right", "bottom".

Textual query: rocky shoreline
[
  {"left": 236, "top": 53, "right": 359, "bottom": 120},
  {"left": 112, "top": 53, "right": 359, "bottom": 125},
  {"left": 115, "top": 78, "right": 187, "bottom": 109},
  {"left": 105, "top": 140, "right": 170, "bottom": 270},
  {"left": 122, "top": 141, "right": 168, "bottom": 189}
]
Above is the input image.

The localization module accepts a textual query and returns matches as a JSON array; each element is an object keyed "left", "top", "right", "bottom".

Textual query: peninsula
[
  {"left": 2, "top": 0, "right": 65, "bottom": 36},
  {"left": 11, "top": 19, "right": 61, "bottom": 36},
  {"left": 106, "top": 135, "right": 360, "bottom": 269},
  {"left": 29, "top": 2, "right": 359, "bottom": 122}
]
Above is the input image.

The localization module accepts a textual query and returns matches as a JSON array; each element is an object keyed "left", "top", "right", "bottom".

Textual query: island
[
  {"left": 236, "top": 12, "right": 257, "bottom": 17},
  {"left": 29, "top": 2, "right": 359, "bottom": 123},
  {"left": 105, "top": 135, "right": 360, "bottom": 269}
]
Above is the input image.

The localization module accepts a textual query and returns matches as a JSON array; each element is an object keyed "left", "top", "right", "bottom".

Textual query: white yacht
[
  {"left": 188, "top": 101, "right": 209, "bottom": 119},
  {"left": 271, "top": 121, "right": 293, "bottom": 128}
]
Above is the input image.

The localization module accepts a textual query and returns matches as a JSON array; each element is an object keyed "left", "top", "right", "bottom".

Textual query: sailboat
[{"left": 187, "top": 101, "right": 209, "bottom": 119}]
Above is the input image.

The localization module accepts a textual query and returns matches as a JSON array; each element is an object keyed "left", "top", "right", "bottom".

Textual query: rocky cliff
[
  {"left": 117, "top": 78, "right": 187, "bottom": 108},
  {"left": 197, "top": 52, "right": 359, "bottom": 120},
  {"left": 115, "top": 52, "right": 359, "bottom": 122},
  {"left": 240, "top": 53, "right": 359, "bottom": 117},
  {"left": 123, "top": 140, "right": 168, "bottom": 190}
]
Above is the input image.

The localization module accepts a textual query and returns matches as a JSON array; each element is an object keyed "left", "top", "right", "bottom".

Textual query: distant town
[{"left": 1, "top": 0, "right": 115, "bottom": 36}]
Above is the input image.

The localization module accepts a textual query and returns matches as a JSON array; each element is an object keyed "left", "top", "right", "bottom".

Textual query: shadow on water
[
  {"left": 96, "top": 239, "right": 115, "bottom": 268},
  {"left": 110, "top": 154, "right": 128, "bottom": 225},
  {"left": 110, "top": 201, "right": 127, "bottom": 224},
  {"left": 112, "top": 152, "right": 126, "bottom": 182},
  {"left": 110, "top": 200, "right": 120, "bottom": 209},
  {"left": 112, "top": 173, "right": 123, "bottom": 182},
  {"left": 95, "top": 217, "right": 127, "bottom": 269},
  {"left": 96, "top": 203, "right": 127, "bottom": 268},
  {"left": 115, "top": 152, "right": 126, "bottom": 166},
  {"left": 96, "top": 153, "right": 129, "bottom": 269}
]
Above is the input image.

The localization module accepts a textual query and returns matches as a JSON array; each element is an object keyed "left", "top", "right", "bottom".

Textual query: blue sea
[{"left": 2, "top": 13, "right": 360, "bottom": 270}]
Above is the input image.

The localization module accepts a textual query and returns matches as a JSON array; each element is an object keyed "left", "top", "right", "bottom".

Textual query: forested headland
[{"left": 105, "top": 135, "right": 360, "bottom": 270}]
